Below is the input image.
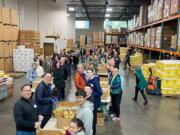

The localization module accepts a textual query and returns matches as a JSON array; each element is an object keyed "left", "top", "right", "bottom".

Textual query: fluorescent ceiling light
[
  {"left": 106, "top": 7, "right": 113, "bottom": 12},
  {"left": 105, "top": 14, "right": 110, "bottom": 17},
  {"left": 68, "top": 7, "right": 75, "bottom": 11}
]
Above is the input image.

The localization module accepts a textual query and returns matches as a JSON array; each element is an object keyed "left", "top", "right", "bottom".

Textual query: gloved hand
[{"left": 51, "top": 96, "right": 58, "bottom": 104}]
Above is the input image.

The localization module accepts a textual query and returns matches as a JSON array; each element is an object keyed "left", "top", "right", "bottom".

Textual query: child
[{"left": 66, "top": 118, "right": 85, "bottom": 135}]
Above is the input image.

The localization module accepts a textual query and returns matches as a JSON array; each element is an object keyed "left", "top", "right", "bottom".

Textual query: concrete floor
[{"left": 0, "top": 69, "right": 180, "bottom": 135}]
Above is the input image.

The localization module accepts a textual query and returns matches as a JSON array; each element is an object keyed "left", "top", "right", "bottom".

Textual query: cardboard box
[
  {"left": 7, "top": 81, "right": 13, "bottom": 89},
  {"left": 10, "top": 9, "right": 19, "bottom": 26},
  {"left": 0, "top": 23, "right": 3, "bottom": 41},
  {"left": 171, "top": 35, "right": 177, "bottom": 48},
  {"left": 11, "top": 26, "right": 18, "bottom": 41},
  {"left": 80, "top": 35, "right": 85, "bottom": 47},
  {"left": 4, "top": 57, "right": 13, "bottom": 73},
  {"left": 67, "top": 39, "right": 74, "bottom": 48},
  {"left": 97, "top": 112, "right": 104, "bottom": 127},
  {"left": 0, "top": 42, "right": 4, "bottom": 58},
  {"left": 57, "top": 117, "right": 71, "bottom": 129},
  {"left": 3, "top": 25, "right": 11, "bottom": 41},
  {"left": 2, "top": 7, "right": 10, "bottom": 24},
  {"left": 0, "top": 58, "right": 4, "bottom": 71},
  {"left": 93, "top": 32, "right": 99, "bottom": 43},
  {"left": 37, "top": 130, "right": 65, "bottom": 135},
  {"left": 170, "top": 0, "right": 180, "bottom": 15},
  {"left": 163, "top": 0, "right": 171, "bottom": 18},
  {"left": 0, "top": 7, "right": 2, "bottom": 22},
  {"left": 8, "top": 88, "right": 13, "bottom": 96}
]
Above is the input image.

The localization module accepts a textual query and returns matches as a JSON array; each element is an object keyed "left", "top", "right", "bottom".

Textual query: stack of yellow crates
[
  {"left": 141, "top": 63, "right": 156, "bottom": 80},
  {"left": 141, "top": 60, "right": 180, "bottom": 96},
  {"left": 130, "top": 52, "right": 143, "bottom": 65},
  {"left": 120, "top": 47, "right": 128, "bottom": 61},
  {"left": 154, "top": 60, "right": 180, "bottom": 95}
]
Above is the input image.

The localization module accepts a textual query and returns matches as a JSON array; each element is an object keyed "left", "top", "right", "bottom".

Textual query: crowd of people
[{"left": 13, "top": 45, "right": 149, "bottom": 135}]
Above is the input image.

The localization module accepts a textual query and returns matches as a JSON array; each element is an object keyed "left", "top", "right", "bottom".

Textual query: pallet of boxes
[
  {"left": 66, "top": 39, "right": 74, "bottom": 51},
  {"left": 37, "top": 101, "right": 79, "bottom": 135},
  {"left": 0, "top": 7, "right": 19, "bottom": 73},
  {"left": 142, "top": 60, "right": 180, "bottom": 97}
]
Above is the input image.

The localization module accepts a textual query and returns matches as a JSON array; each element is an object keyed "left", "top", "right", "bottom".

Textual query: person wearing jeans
[{"left": 110, "top": 68, "right": 123, "bottom": 121}]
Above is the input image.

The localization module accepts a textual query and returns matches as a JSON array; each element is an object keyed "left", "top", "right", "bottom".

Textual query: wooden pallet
[{"left": 162, "top": 94, "right": 180, "bottom": 98}]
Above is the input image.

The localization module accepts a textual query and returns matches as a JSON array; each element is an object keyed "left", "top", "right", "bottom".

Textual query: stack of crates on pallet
[
  {"left": 141, "top": 63, "right": 156, "bottom": 80},
  {"left": 154, "top": 60, "right": 180, "bottom": 95},
  {"left": 119, "top": 47, "right": 128, "bottom": 62},
  {"left": 130, "top": 52, "right": 143, "bottom": 66}
]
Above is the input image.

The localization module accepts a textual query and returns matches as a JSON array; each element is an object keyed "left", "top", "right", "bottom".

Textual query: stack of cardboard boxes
[
  {"left": 129, "top": 0, "right": 180, "bottom": 31},
  {"left": 171, "top": 35, "right": 177, "bottom": 49},
  {"left": 18, "top": 30, "right": 41, "bottom": 55},
  {"left": 0, "top": 7, "right": 19, "bottom": 73},
  {"left": 93, "top": 32, "right": 99, "bottom": 47},
  {"left": 86, "top": 34, "right": 93, "bottom": 49},
  {"left": 80, "top": 35, "right": 85, "bottom": 48},
  {"left": 66, "top": 39, "right": 74, "bottom": 50},
  {"left": 98, "top": 32, "right": 104, "bottom": 46}
]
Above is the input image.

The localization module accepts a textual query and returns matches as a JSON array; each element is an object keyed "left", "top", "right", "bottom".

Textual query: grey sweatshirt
[{"left": 76, "top": 101, "right": 94, "bottom": 135}]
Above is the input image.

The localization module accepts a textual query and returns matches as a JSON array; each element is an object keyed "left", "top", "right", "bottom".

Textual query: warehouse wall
[
  {"left": 75, "top": 20, "right": 104, "bottom": 39},
  {"left": 0, "top": 0, "right": 75, "bottom": 49}
]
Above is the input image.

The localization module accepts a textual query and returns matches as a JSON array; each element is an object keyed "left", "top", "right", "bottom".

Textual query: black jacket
[
  {"left": 53, "top": 65, "right": 68, "bottom": 89},
  {"left": 13, "top": 97, "right": 38, "bottom": 132},
  {"left": 35, "top": 81, "right": 53, "bottom": 115}
]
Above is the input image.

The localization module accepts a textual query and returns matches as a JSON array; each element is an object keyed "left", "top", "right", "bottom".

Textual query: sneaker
[
  {"left": 144, "top": 101, "right": 148, "bottom": 105},
  {"left": 112, "top": 117, "right": 117, "bottom": 121},
  {"left": 132, "top": 98, "right": 137, "bottom": 102},
  {"left": 110, "top": 114, "right": 115, "bottom": 118},
  {"left": 116, "top": 117, "right": 120, "bottom": 121}
]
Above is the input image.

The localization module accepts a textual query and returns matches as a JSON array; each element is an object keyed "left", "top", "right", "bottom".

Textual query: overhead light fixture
[
  {"left": 67, "top": 13, "right": 70, "bottom": 17},
  {"left": 106, "top": 7, "right": 113, "bottom": 12},
  {"left": 68, "top": 7, "right": 75, "bottom": 12},
  {"left": 105, "top": 14, "right": 110, "bottom": 17}
]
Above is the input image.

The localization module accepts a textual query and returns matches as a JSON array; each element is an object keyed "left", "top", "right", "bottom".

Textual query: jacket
[
  {"left": 26, "top": 68, "right": 37, "bottom": 83},
  {"left": 76, "top": 101, "right": 94, "bottom": 135},
  {"left": 13, "top": 97, "right": 38, "bottom": 132},
  {"left": 74, "top": 72, "right": 86, "bottom": 91},
  {"left": 110, "top": 74, "right": 122, "bottom": 94},
  {"left": 36, "top": 65, "right": 44, "bottom": 77},
  {"left": 87, "top": 75, "right": 102, "bottom": 108},
  {"left": 35, "top": 81, "right": 53, "bottom": 115},
  {"left": 114, "top": 56, "right": 121, "bottom": 69},
  {"left": 53, "top": 65, "right": 68, "bottom": 89},
  {"left": 135, "top": 68, "right": 148, "bottom": 91}
]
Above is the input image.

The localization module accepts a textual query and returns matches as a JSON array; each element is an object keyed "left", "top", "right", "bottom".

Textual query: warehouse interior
[{"left": 0, "top": 0, "right": 180, "bottom": 135}]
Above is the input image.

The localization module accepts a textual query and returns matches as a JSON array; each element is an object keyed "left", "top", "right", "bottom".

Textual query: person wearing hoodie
[
  {"left": 86, "top": 68, "right": 102, "bottom": 110},
  {"left": 76, "top": 91, "right": 94, "bottom": 135},
  {"left": 132, "top": 67, "right": 148, "bottom": 105},
  {"left": 84, "top": 84, "right": 96, "bottom": 135},
  {"left": 109, "top": 68, "right": 122, "bottom": 121}
]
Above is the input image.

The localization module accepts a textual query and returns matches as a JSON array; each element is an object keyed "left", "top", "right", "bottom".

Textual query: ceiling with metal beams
[{"left": 67, "top": 0, "right": 151, "bottom": 21}]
